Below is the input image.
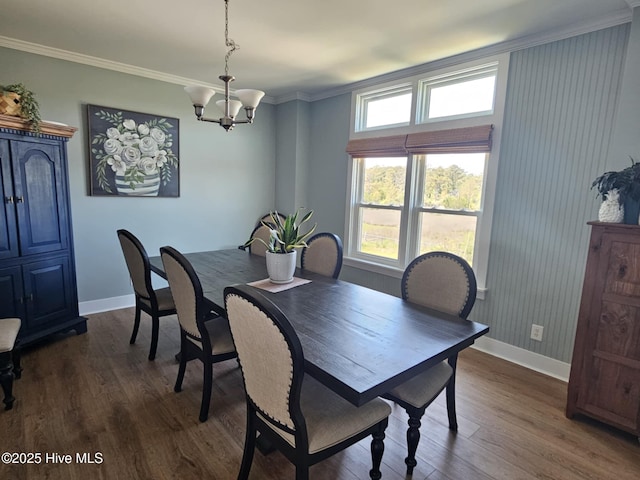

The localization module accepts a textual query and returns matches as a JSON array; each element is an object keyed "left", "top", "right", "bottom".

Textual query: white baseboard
[
  {"left": 79, "top": 294, "right": 135, "bottom": 316},
  {"left": 472, "top": 336, "right": 570, "bottom": 382},
  {"left": 78, "top": 295, "right": 571, "bottom": 382}
]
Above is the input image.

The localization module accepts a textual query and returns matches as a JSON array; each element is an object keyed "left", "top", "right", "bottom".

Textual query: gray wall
[
  {"left": 305, "top": 24, "right": 631, "bottom": 363},
  {"left": 0, "top": 47, "right": 277, "bottom": 303}
]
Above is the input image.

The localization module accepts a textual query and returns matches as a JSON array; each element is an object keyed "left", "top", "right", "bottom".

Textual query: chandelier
[{"left": 184, "top": 0, "right": 264, "bottom": 131}]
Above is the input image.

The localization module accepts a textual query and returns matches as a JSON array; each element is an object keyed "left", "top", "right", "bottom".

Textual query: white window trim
[{"left": 344, "top": 53, "right": 510, "bottom": 296}]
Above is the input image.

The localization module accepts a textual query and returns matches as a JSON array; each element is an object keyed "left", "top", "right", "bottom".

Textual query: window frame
[
  {"left": 355, "top": 83, "right": 414, "bottom": 132},
  {"left": 345, "top": 54, "right": 510, "bottom": 296}
]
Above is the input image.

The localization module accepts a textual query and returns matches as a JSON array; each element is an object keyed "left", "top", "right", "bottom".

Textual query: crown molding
[
  {"left": 0, "top": 36, "right": 276, "bottom": 104},
  {"left": 308, "top": 10, "right": 632, "bottom": 102},
  {"left": 272, "top": 91, "right": 312, "bottom": 104},
  {"left": 0, "top": 8, "right": 632, "bottom": 106}
]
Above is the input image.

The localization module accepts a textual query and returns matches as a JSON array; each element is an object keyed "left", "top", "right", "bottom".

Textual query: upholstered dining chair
[
  {"left": 300, "top": 232, "right": 343, "bottom": 279},
  {"left": 244, "top": 223, "right": 273, "bottom": 257},
  {"left": 382, "top": 251, "right": 477, "bottom": 475},
  {"left": 160, "top": 246, "right": 237, "bottom": 422},
  {"left": 117, "top": 229, "right": 176, "bottom": 361},
  {"left": 259, "top": 211, "right": 287, "bottom": 225},
  {"left": 224, "top": 284, "right": 391, "bottom": 480},
  {"left": 238, "top": 212, "right": 286, "bottom": 252},
  {"left": 0, "top": 317, "right": 22, "bottom": 411}
]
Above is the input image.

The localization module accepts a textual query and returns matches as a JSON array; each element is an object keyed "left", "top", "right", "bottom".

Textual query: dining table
[{"left": 149, "top": 248, "right": 489, "bottom": 407}]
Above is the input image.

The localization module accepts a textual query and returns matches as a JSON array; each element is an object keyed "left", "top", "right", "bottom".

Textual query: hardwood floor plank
[{"left": 0, "top": 309, "right": 638, "bottom": 480}]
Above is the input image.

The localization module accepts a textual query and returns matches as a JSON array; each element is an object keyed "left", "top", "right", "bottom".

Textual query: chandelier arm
[{"left": 196, "top": 117, "right": 223, "bottom": 125}]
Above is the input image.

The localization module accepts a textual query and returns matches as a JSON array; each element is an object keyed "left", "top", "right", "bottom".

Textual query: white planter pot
[{"left": 266, "top": 251, "right": 297, "bottom": 284}]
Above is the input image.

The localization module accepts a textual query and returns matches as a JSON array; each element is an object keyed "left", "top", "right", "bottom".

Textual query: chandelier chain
[{"left": 224, "top": 0, "right": 238, "bottom": 76}]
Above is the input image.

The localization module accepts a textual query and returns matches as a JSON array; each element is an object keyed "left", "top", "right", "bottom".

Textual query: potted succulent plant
[
  {"left": 245, "top": 208, "right": 316, "bottom": 283},
  {"left": 0, "top": 83, "right": 42, "bottom": 133},
  {"left": 592, "top": 158, "right": 640, "bottom": 224}
]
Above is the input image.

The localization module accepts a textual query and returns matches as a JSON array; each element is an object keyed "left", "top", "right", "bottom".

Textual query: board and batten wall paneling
[{"left": 473, "top": 24, "right": 629, "bottom": 362}]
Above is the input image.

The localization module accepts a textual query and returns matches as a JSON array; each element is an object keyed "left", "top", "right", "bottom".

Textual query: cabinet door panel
[
  {"left": 23, "top": 256, "right": 74, "bottom": 329},
  {"left": 0, "top": 265, "right": 25, "bottom": 319},
  {"left": 0, "top": 140, "right": 19, "bottom": 260},
  {"left": 10, "top": 141, "right": 68, "bottom": 256}
]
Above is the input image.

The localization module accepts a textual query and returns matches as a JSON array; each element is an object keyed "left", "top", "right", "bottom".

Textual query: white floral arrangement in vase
[{"left": 91, "top": 110, "right": 178, "bottom": 196}]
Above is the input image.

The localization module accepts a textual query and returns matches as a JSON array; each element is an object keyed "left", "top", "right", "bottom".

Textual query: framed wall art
[{"left": 87, "top": 104, "right": 180, "bottom": 197}]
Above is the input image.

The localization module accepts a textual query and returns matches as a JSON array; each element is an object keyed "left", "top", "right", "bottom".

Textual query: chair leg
[
  {"left": 446, "top": 355, "right": 458, "bottom": 432},
  {"left": 238, "top": 410, "right": 257, "bottom": 480},
  {"left": 369, "top": 419, "right": 387, "bottom": 480},
  {"left": 174, "top": 335, "right": 188, "bottom": 393},
  {"left": 148, "top": 314, "right": 160, "bottom": 361},
  {"left": 199, "top": 360, "right": 213, "bottom": 422},
  {"left": 295, "top": 466, "right": 310, "bottom": 480},
  {"left": 404, "top": 408, "right": 425, "bottom": 476},
  {"left": 130, "top": 301, "right": 142, "bottom": 345},
  {"left": 12, "top": 344, "right": 22, "bottom": 380},
  {"left": 0, "top": 352, "right": 15, "bottom": 410}
]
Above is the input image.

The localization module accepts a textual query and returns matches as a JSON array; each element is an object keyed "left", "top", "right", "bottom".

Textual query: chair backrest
[
  {"left": 247, "top": 223, "right": 273, "bottom": 257},
  {"left": 224, "top": 285, "right": 305, "bottom": 437},
  {"left": 402, "top": 251, "right": 477, "bottom": 319},
  {"left": 300, "top": 232, "right": 343, "bottom": 279},
  {"left": 117, "top": 229, "right": 154, "bottom": 301},
  {"left": 259, "top": 211, "right": 286, "bottom": 226},
  {"left": 160, "top": 246, "right": 206, "bottom": 341}
]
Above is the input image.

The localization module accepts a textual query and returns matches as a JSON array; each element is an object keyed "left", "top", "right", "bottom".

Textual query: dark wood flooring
[{"left": 1, "top": 308, "right": 638, "bottom": 479}]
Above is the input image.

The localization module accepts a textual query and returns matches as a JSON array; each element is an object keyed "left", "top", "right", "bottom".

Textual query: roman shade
[
  {"left": 405, "top": 125, "right": 493, "bottom": 154},
  {"left": 345, "top": 134, "right": 408, "bottom": 157},
  {"left": 346, "top": 125, "right": 493, "bottom": 157}
]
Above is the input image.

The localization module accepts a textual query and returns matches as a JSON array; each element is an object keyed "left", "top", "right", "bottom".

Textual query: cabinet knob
[
  {"left": 16, "top": 196, "right": 24, "bottom": 203},
  {"left": 5, "top": 196, "right": 13, "bottom": 204}
]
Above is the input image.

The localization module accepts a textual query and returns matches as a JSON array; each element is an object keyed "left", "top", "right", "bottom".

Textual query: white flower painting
[{"left": 88, "top": 105, "right": 179, "bottom": 197}]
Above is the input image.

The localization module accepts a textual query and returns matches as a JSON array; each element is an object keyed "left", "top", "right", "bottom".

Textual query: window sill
[{"left": 343, "top": 256, "right": 487, "bottom": 300}]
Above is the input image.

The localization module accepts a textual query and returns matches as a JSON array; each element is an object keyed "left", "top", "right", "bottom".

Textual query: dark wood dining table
[{"left": 149, "top": 248, "right": 489, "bottom": 407}]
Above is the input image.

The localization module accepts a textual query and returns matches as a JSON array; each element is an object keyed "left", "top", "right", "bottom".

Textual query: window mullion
[{"left": 405, "top": 155, "right": 423, "bottom": 264}]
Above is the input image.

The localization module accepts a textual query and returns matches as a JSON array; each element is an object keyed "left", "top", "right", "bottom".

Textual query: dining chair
[
  {"left": 244, "top": 223, "right": 273, "bottom": 257},
  {"left": 300, "top": 232, "right": 343, "bottom": 278},
  {"left": 238, "top": 212, "right": 286, "bottom": 252},
  {"left": 160, "top": 246, "right": 237, "bottom": 422},
  {"left": 117, "top": 229, "right": 176, "bottom": 361},
  {"left": 382, "top": 251, "right": 477, "bottom": 475},
  {"left": 259, "top": 211, "right": 287, "bottom": 225},
  {"left": 0, "top": 317, "right": 22, "bottom": 411},
  {"left": 224, "top": 284, "right": 391, "bottom": 480}
]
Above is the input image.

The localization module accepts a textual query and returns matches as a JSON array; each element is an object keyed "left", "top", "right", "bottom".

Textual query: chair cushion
[
  {"left": 187, "top": 315, "right": 236, "bottom": 355},
  {"left": 386, "top": 360, "right": 453, "bottom": 409},
  {"left": 0, "top": 318, "right": 21, "bottom": 353},
  {"left": 139, "top": 287, "right": 175, "bottom": 311},
  {"left": 261, "top": 375, "right": 391, "bottom": 454}
]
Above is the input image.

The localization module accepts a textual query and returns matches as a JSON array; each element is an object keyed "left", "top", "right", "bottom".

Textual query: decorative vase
[
  {"left": 598, "top": 189, "right": 624, "bottom": 223},
  {"left": 266, "top": 250, "right": 297, "bottom": 284},
  {"left": 115, "top": 172, "right": 160, "bottom": 196}
]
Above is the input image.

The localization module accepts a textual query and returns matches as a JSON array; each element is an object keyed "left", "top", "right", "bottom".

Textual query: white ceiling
[{"left": 0, "top": 0, "right": 634, "bottom": 101}]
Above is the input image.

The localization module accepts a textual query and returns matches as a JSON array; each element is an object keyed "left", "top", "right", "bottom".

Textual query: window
[
  {"left": 355, "top": 84, "right": 412, "bottom": 132},
  {"left": 346, "top": 55, "right": 509, "bottom": 294},
  {"left": 418, "top": 64, "right": 498, "bottom": 122}
]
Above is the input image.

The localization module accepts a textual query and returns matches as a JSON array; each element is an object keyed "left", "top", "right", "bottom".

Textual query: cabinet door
[
  {"left": 23, "top": 256, "right": 74, "bottom": 330},
  {"left": 0, "top": 265, "right": 25, "bottom": 320},
  {"left": 10, "top": 140, "right": 68, "bottom": 256},
  {"left": 0, "top": 140, "right": 19, "bottom": 260},
  {"left": 576, "top": 233, "right": 640, "bottom": 433}
]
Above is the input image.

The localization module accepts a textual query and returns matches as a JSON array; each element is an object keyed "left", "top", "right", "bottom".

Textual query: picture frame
[{"left": 87, "top": 104, "right": 180, "bottom": 197}]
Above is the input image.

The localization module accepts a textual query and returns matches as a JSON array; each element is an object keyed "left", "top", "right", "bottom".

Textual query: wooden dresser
[
  {"left": 0, "top": 114, "right": 86, "bottom": 344},
  {"left": 566, "top": 222, "right": 640, "bottom": 438}
]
